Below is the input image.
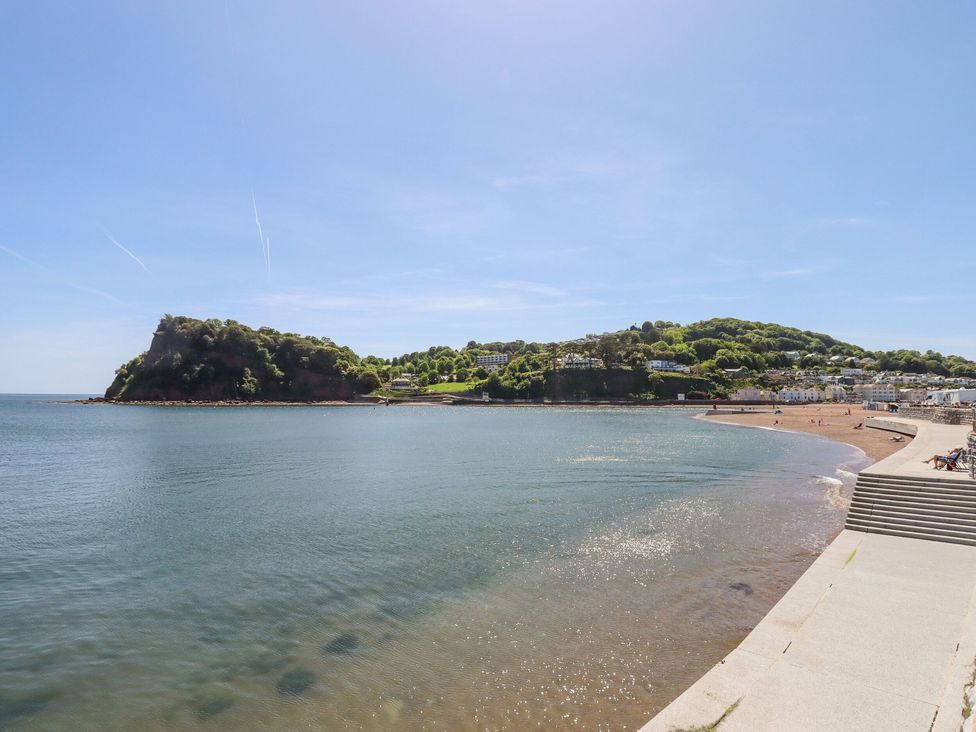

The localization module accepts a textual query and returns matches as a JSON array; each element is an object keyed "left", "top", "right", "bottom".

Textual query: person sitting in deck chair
[{"left": 923, "top": 447, "right": 963, "bottom": 469}]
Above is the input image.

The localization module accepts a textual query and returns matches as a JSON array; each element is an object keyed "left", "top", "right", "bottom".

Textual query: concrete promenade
[{"left": 641, "top": 417, "right": 976, "bottom": 732}]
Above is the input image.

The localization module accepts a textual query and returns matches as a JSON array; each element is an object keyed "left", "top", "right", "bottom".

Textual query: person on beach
[{"left": 923, "top": 448, "right": 963, "bottom": 468}]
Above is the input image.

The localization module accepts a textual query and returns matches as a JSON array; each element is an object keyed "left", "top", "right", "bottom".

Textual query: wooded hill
[{"left": 104, "top": 315, "right": 976, "bottom": 402}]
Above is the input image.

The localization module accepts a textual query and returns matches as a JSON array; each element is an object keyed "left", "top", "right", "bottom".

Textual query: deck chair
[{"left": 939, "top": 450, "right": 964, "bottom": 470}]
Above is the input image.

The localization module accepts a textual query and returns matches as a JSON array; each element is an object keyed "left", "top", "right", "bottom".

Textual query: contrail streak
[
  {"left": 251, "top": 192, "right": 271, "bottom": 277},
  {"left": 1, "top": 242, "right": 124, "bottom": 303},
  {"left": 0, "top": 243, "right": 32, "bottom": 264},
  {"left": 99, "top": 227, "right": 151, "bottom": 273}
]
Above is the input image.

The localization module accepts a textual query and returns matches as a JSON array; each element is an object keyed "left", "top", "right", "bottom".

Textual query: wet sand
[{"left": 703, "top": 403, "right": 911, "bottom": 463}]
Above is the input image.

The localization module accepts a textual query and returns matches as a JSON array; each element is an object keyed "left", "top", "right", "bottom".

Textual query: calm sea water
[{"left": 0, "top": 396, "right": 867, "bottom": 731}]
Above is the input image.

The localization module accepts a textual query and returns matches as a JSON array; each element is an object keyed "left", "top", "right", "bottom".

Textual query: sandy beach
[{"left": 703, "top": 403, "right": 910, "bottom": 462}]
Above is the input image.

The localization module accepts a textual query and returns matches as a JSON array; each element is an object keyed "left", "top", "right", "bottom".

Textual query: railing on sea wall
[{"left": 969, "top": 429, "right": 976, "bottom": 480}]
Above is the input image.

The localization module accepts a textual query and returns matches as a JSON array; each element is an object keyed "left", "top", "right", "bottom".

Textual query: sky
[{"left": 1, "top": 1, "right": 974, "bottom": 393}]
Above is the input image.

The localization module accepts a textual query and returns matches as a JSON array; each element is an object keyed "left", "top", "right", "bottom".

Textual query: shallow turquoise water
[{"left": 0, "top": 397, "right": 867, "bottom": 730}]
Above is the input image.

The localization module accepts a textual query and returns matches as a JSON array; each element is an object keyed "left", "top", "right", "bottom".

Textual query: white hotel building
[
  {"left": 475, "top": 353, "right": 510, "bottom": 371},
  {"left": 823, "top": 384, "right": 848, "bottom": 401},
  {"left": 778, "top": 387, "right": 825, "bottom": 402},
  {"left": 646, "top": 359, "right": 691, "bottom": 373},
  {"left": 730, "top": 386, "right": 771, "bottom": 401},
  {"left": 852, "top": 383, "right": 898, "bottom": 402}
]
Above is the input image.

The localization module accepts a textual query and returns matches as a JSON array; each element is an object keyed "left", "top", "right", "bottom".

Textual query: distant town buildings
[
  {"left": 390, "top": 377, "right": 413, "bottom": 391},
  {"left": 887, "top": 374, "right": 923, "bottom": 384}
]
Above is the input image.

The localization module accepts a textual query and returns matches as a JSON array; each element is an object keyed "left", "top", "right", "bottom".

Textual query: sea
[{"left": 0, "top": 396, "right": 869, "bottom": 731}]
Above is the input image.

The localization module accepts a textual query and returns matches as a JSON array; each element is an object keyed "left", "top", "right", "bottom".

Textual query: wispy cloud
[
  {"left": 0, "top": 243, "right": 32, "bottom": 265},
  {"left": 492, "top": 160, "right": 621, "bottom": 190},
  {"left": 636, "top": 293, "right": 748, "bottom": 305},
  {"left": 490, "top": 280, "right": 567, "bottom": 297},
  {"left": 256, "top": 288, "right": 599, "bottom": 315},
  {"left": 0, "top": 243, "right": 123, "bottom": 304},
  {"left": 251, "top": 192, "right": 272, "bottom": 278},
  {"left": 817, "top": 217, "right": 872, "bottom": 226},
  {"left": 388, "top": 187, "right": 506, "bottom": 237},
  {"left": 99, "top": 227, "right": 151, "bottom": 273},
  {"left": 481, "top": 246, "right": 590, "bottom": 264},
  {"left": 760, "top": 267, "right": 817, "bottom": 279},
  {"left": 871, "top": 294, "right": 948, "bottom": 305},
  {"left": 707, "top": 255, "right": 758, "bottom": 268},
  {"left": 259, "top": 293, "right": 368, "bottom": 310}
]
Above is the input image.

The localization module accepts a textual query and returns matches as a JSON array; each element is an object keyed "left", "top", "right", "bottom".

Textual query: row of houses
[
  {"left": 871, "top": 372, "right": 976, "bottom": 387},
  {"left": 732, "top": 385, "right": 851, "bottom": 402},
  {"left": 730, "top": 383, "right": 976, "bottom": 404}
]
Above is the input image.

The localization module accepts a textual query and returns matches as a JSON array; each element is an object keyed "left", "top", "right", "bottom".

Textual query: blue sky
[{"left": 1, "top": 1, "right": 974, "bottom": 393}]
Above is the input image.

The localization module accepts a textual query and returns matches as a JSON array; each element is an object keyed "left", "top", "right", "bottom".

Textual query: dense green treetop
[
  {"left": 106, "top": 315, "right": 378, "bottom": 401},
  {"left": 106, "top": 315, "right": 976, "bottom": 401}
]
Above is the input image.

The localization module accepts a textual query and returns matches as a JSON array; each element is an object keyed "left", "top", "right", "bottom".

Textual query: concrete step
[
  {"left": 847, "top": 466, "right": 976, "bottom": 546},
  {"left": 845, "top": 522, "right": 976, "bottom": 547},
  {"left": 847, "top": 507, "right": 976, "bottom": 531},
  {"left": 854, "top": 488, "right": 976, "bottom": 505},
  {"left": 852, "top": 486, "right": 976, "bottom": 503},
  {"left": 857, "top": 470, "right": 976, "bottom": 488},
  {"left": 846, "top": 508, "right": 976, "bottom": 531},
  {"left": 853, "top": 483, "right": 976, "bottom": 500},
  {"left": 856, "top": 478, "right": 976, "bottom": 494},
  {"left": 852, "top": 489, "right": 976, "bottom": 511},
  {"left": 850, "top": 497, "right": 976, "bottom": 515},
  {"left": 845, "top": 515, "right": 976, "bottom": 541},
  {"left": 849, "top": 498, "right": 976, "bottom": 521},
  {"left": 860, "top": 472, "right": 976, "bottom": 487}
]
